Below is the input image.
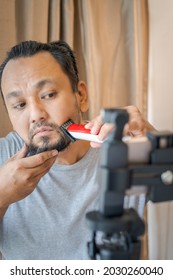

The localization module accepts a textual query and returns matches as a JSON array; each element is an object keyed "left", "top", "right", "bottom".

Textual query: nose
[{"left": 29, "top": 100, "right": 48, "bottom": 123}]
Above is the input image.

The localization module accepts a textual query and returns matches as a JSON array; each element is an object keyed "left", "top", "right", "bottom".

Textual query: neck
[{"left": 54, "top": 140, "right": 90, "bottom": 165}]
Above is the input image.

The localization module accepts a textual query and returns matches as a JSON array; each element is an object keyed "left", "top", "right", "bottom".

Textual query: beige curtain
[
  {"left": 0, "top": 0, "right": 148, "bottom": 133},
  {"left": 0, "top": 0, "right": 149, "bottom": 258},
  {"left": 0, "top": 0, "right": 16, "bottom": 135}
]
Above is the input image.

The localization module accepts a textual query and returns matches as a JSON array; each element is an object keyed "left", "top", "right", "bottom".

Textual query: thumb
[{"left": 11, "top": 144, "right": 28, "bottom": 160}]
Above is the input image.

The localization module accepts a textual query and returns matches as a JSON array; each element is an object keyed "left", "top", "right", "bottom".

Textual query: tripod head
[{"left": 86, "top": 108, "right": 173, "bottom": 259}]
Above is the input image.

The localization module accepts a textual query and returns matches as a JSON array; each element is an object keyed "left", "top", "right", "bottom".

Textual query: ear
[{"left": 76, "top": 81, "right": 89, "bottom": 113}]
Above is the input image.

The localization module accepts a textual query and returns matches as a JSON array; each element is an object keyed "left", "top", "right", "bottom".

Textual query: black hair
[{"left": 0, "top": 40, "right": 79, "bottom": 99}]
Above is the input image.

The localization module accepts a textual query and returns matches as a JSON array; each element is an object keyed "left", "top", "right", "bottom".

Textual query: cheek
[
  {"left": 10, "top": 113, "right": 29, "bottom": 142},
  {"left": 49, "top": 96, "right": 80, "bottom": 123},
  {"left": 14, "top": 127, "right": 29, "bottom": 142}
]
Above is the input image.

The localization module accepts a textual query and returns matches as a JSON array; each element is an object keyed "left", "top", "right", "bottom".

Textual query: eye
[
  {"left": 13, "top": 102, "right": 26, "bottom": 110},
  {"left": 41, "top": 92, "right": 57, "bottom": 100}
]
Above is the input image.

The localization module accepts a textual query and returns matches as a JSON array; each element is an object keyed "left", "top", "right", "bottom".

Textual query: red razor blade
[{"left": 67, "top": 123, "right": 103, "bottom": 143}]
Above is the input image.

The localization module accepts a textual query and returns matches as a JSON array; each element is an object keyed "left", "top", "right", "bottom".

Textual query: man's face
[{"left": 1, "top": 52, "right": 88, "bottom": 154}]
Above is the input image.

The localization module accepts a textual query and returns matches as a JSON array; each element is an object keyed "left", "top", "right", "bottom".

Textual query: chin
[{"left": 28, "top": 136, "right": 71, "bottom": 155}]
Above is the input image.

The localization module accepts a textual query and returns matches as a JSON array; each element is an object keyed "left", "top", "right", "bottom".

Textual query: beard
[{"left": 27, "top": 121, "right": 72, "bottom": 156}]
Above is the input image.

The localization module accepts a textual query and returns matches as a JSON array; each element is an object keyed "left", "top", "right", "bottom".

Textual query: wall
[
  {"left": 148, "top": 0, "right": 173, "bottom": 130},
  {"left": 147, "top": 0, "right": 173, "bottom": 259}
]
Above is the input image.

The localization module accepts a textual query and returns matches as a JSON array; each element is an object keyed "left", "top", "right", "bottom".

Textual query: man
[{"left": 0, "top": 40, "right": 154, "bottom": 259}]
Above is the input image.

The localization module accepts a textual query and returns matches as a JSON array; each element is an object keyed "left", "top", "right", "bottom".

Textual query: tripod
[{"left": 86, "top": 109, "right": 173, "bottom": 259}]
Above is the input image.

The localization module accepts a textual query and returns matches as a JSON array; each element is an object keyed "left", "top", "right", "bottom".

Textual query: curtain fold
[
  {"left": 76, "top": 0, "right": 131, "bottom": 118},
  {"left": 48, "top": 0, "right": 61, "bottom": 42},
  {"left": 133, "top": 0, "right": 149, "bottom": 118},
  {"left": 15, "top": 0, "right": 49, "bottom": 42}
]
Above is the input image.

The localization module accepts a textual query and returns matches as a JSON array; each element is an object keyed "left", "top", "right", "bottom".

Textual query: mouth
[{"left": 33, "top": 126, "right": 54, "bottom": 138}]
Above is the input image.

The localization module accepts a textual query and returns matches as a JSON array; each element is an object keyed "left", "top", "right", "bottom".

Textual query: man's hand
[
  {"left": 0, "top": 145, "right": 58, "bottom": 211},
  {"left": 123, "top": 105, "right": 155, "bottom": 137},
  {"left": 85, "top": 105, "right": 156, "bottom": 147}
]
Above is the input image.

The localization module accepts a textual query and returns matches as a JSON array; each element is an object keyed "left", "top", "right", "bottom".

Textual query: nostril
[{"left": 32, "top": 117, "right": 45, "bottom": 123}]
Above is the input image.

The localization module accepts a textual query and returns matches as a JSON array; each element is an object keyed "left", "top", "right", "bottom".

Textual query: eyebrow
[
  {"left": 6, "top": 91, "right": 22, "bottom": 100},
  {"left": 33, "top": 79, "right": 54, "bottom": 89},
  {"left": 6, "top": 79, "right": 55, "bottom": 100}
]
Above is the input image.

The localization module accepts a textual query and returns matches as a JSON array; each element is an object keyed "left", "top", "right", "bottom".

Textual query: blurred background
[{"left": 0, "top": 0, "right": 173, "bottom": 259}]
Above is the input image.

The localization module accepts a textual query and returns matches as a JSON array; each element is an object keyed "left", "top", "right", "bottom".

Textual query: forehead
[
  {"left": 3, "top": 51, "right": 62, "bottom": 76},
  {"left": 1, "top": 52, "right": 66, "bottom": 95}
]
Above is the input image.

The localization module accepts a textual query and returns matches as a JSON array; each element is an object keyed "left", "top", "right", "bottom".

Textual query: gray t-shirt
[{"left": 0, "top": 132, "right": 100, "bottom": 259}]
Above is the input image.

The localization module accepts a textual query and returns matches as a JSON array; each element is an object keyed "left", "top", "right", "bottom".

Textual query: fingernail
[
  {"left": 85, "top": 123, "right": 91, "bottom": 128},
  {"left": 52, "top": 150, "right": 59, "bottom": 156},
  {"left": 91, "top": 127, "right": 97, "bottom": 134}
]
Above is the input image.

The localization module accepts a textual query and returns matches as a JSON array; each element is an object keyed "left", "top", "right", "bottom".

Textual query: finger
[
  {"left": 30, "top": 155, "right": 58, "bottom": 179},
  {"left": 123, "top": 123, "right": 133, "bottom": 136},
  {"left": 98, "top": 123, "right": 114, "bottom": 141},
  {"left": 123, "top": 105, "right": 145, "bottom": 136},
  {"left": 123, "top": 105, "right": 139, "bottom": 116},
  {"left": 35, "top": 158, "right": 57, "bottom": 178},
  {"left": 85, "top": 115, "right": 103, "bottom": 134},
  {"left": 10, "top": 144, "right": 28, "bottom": 161},
  {"left": 90, "top": 142, "right": 102, "bottom": 148},
  {"left": 84, "top": 120, "right": 94, "bottom": 129},
  {"left": 123, "top": 122, "right": 145, "bottom": 137},
  {"left": 22, "top": 149, "right": 59, "bottom": 168}
]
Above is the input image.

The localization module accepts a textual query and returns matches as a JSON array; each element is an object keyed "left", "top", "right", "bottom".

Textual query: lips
[{"left": 33, "top": 126, "right": 54, "bottom": 138}]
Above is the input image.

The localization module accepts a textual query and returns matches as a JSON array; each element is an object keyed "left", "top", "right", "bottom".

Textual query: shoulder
[{"left": 0, "top": 131, "right": 24, "bottom": 164}]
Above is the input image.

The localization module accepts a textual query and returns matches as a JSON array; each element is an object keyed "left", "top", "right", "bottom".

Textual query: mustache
[{"left": 27, "top": 121, "right": 71, "bottom": 155}]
